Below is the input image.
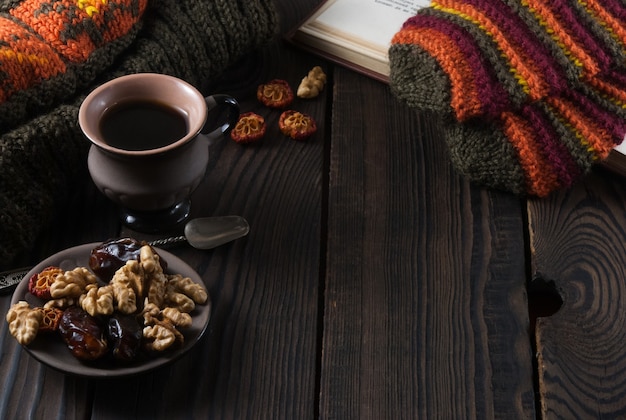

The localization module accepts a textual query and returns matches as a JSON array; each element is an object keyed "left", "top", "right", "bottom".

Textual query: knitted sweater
[{"left": 0, "top": 0, "right": 278, "bottom": 266}]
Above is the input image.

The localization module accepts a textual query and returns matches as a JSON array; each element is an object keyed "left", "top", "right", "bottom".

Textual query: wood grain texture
[
  {"left": 85, "top": 44, "right": 326, "bottom": 419},
  {"left": 0, "top": 345, "right": 94, "bottom": 420},
  {"left": 0, "top": 174, "right": 116, "bottom": 419},
  {"left": 10, "top": 1, "right": 618, "bottom": 418},
  {"left": 2, "top": 2, "right": 325, "bottom": 419},
  {"left": 529, "top": 169, "right": 626, "bottom": 419},
  {"left": 320, "top": 67, "right": 536, "bottom": 419}
]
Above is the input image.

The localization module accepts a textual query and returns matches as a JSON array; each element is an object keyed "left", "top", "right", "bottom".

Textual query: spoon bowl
[{"left": 185, "top": 215, "right": 250, "bottom": 249}]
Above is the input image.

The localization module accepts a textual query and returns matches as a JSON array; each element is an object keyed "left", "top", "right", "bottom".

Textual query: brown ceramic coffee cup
[{"left": 78, "top": 73, "right": 239, "bottom": 232}]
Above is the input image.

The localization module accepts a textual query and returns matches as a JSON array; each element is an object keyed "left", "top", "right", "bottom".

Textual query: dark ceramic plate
[{"left": 10, "top": 243, "right": 211, "bottom": 377}]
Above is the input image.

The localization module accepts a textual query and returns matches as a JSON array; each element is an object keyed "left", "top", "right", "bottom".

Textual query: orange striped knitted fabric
[
  {"left": 0, "top": 0, "right": 147, "bottom": 129},
  {"left": 389, "top": 0, "right": 626, "bottom": 197}
]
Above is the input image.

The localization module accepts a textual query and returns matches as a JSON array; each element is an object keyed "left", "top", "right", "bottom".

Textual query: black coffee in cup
[
  {"left": 80, "top": 73, "right": 240, "bottom": 231},
  {"left": 100, "top": 100, "right": 188, "bottom": 151}
]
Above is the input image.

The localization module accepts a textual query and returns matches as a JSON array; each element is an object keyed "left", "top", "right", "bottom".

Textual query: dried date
[
  {"left": 59, "top": 306, "right": 108, "bottom": 361},
  {"left": 89, "top": 238, "right": 166, "bottom": 281},
  {"left": 108, "top": 313, "right": 143, "bottom": 362}
]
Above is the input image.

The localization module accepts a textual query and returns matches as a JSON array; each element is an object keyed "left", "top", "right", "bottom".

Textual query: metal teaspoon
[{"left": 0, "top": 215, "right": 249, "bottom": 293}]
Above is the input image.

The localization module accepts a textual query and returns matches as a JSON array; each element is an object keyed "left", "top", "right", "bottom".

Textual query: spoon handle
[
  {"left": 0, "top": 268, "right": 30, "bottom": 294},
  {"left": 146, "top": 235, "right": 187, "bottom": 248}
]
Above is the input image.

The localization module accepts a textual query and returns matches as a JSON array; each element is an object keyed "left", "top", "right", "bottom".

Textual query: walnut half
[
  {"left": 6, "top": 301, "right": 43, "bottom": 345},
  {"left": 297, "top": 66, "right": 327, "bottom": 98}
]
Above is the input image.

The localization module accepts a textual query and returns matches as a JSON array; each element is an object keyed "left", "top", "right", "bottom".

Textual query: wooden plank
[
  {"left": 3, "top": 3, "right": 329, "bottom": 418},
  {"left": 0, "top": 176, "right": 117, "bottom": 419},
  {"left": 0, "top": 344, "right": 94, "bottom": 420},
  {"left": 89, "top": 44, "right": 325, "bottom": 419},
  {"left": 320, "top": 67, "right": 536, "bottom": 418},
  {"left": 529, "top": 168, "right": 626, "bottom": 419}
]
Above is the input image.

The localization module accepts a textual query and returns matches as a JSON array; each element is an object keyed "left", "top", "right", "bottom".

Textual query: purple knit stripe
[
  {"left": 551, "top": 0, "right": 612, "bottom": 71},
  {"left": 565, "top": 88, "right": 626, "bottom": 143},
  {"left": 595, "top": 0, "right": 626, "bottom": 21},
  {"left": 521, "top": 104, "right": 581, "bottom": 187},
  {"left": 403, "top": 14, "right": 510, "bottom": 117},
  {"left": 457, "top": 0, "right": 568, "bottom": 93},
  {"left": 600, "top": 68, "right": 626, "bottom": 88}
]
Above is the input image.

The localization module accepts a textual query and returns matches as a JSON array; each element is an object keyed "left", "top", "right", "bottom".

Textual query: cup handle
[{"left": 201, "top": 94, "right": 240, "bottom": 143}]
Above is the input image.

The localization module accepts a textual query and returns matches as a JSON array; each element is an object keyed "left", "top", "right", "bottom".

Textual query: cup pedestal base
[{"left": 120, "top": 200, "right": 191, "bottom": 233}]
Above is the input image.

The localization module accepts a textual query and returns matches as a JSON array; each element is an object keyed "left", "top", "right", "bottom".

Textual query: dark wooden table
[{"left": 3, "top": 2, "right": 626, "bottom": 418}]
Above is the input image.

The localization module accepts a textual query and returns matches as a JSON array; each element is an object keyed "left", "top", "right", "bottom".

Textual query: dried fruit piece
[
  {"left": 90, "top": 237, "right": 166, "bottom": 282},
  {"left": 59, "top": 306, "right": 108, "bottom": 361},
  {"left": 297, "top": 66, "right": 327, "bottom": 98},
  {"left": 230, "top": 112, "right": 267, "bottom": 144},
  {"left": 257, "top": 79, "right": 294, "bottom": 109},
  {"left": 28, "top": 266, "right": 63, "bottom": 299},
  {"left": 108, "top": 313, "right": 143, "bottom": 362},
  {"left": 279, "top": 110, "right": 317, "bottom": 140},
  {"left": 37, "top": 307, "right": 64, "bottom": 333}
]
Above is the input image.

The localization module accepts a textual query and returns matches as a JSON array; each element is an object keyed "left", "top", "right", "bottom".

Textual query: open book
[{"left": 287, "top": 0, "right": 430, "bottom": 82}]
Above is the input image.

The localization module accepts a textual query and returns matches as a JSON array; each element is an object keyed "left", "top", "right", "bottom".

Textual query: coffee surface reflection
[{"left": 100, "top": 100, "right": 188, "bottom": 151}]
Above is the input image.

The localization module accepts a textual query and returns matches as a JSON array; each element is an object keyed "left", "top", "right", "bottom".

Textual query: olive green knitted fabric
[{"left": 0, "top": 0, "right": 278, "bottom": 266}]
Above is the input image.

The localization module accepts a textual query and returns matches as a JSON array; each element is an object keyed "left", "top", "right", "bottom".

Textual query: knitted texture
[
  {"left": 0, "top": 0, "right": 278, "bottom": 266},
  {"left": 0, "top": 0, "right": 147, "bottom": 131},
  {"left": 389, "top": 0, "right": 626, "bottom": 196}
]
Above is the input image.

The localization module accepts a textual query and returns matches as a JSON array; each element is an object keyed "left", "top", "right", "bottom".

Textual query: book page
[{"left": 312, "top": 0, "right": 430, "bottom": 49}]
